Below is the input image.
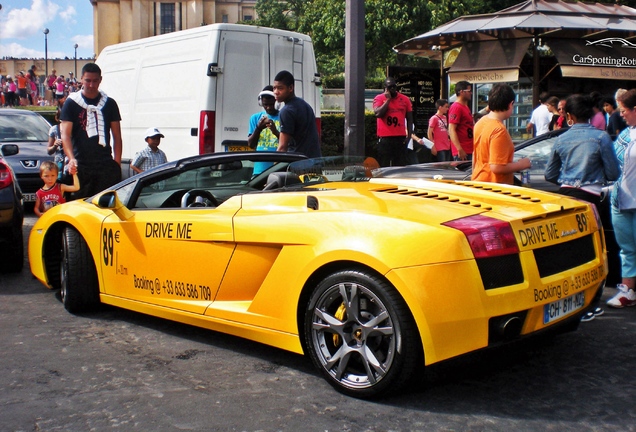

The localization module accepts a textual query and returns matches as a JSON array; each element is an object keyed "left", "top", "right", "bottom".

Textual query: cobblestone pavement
[{"left": 0, "top": 215, "right": 634, "bottom": 431}]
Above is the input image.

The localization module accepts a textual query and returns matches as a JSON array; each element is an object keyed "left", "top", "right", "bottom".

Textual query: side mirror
[
  {"left": 92, "top": 191, "right": 133, "bottom": 221},
  {"left": 96, "top": 192, "right": 116, "bottom": 209},
  {"left": 0, "top": 144, "right": 19, "bottom": 157}
]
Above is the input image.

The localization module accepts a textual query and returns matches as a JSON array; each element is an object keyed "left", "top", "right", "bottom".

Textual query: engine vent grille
[
  {"left": 372, "top": 186, "right": 493, "bottom": 209},
  {"left": 454, "top": 182, "right": 543, "bottom": 203},
  {"left": 534, "top": 234, "right": 596, "bottom": 278},
  {"left": 478, "top": 254, "right": 524, "bottom": 290}
]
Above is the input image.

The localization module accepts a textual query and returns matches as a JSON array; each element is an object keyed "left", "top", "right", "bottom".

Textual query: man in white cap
[
  {"left": 247, "top": 85, "right": 280, "bottom": 175},
  {"left": 131, "top": 127, "right": 168, "bottom": 174}
]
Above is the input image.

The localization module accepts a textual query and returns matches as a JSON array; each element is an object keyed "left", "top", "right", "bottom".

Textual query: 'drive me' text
[{"left": 145, "top": 222, "right": 192, "bottom": 239}]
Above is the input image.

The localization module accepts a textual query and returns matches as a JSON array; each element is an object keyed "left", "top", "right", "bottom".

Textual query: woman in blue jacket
[{"left": 545, "top": 93, "right": 620, "bottom": 321}]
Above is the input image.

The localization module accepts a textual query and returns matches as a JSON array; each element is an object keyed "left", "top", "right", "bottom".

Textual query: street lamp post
[
  {"left": 43, "top": 28, "right": 49, "bottom": 83},
  {"left": 74, "top": 44, "right": 78, "bottom": 77}
]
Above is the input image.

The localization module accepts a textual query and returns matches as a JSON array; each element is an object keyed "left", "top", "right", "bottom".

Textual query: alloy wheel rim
[{"left": 310, "top": 282, "right": 398, "bottom": 389}]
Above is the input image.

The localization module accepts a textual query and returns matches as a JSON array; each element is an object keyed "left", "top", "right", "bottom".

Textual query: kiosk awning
[
  {"left": 394, "top": 0, "right": 636, "bottom": 58},
  {"left": 448, "top": 39, "right": 531, "bottom": 83},
  {"left": 549, "top": 38, "right": 636, "bottom": 80}
]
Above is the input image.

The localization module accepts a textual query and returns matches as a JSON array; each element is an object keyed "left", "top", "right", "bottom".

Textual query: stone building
[
  {"left": 91, "top": 0, "right": 257, "bottom": 56},
  {"left": 1, "top": 1, "right": 257, "bottom": 100}
]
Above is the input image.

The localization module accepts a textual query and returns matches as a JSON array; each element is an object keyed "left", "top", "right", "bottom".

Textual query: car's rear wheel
[
  {"left": 60, "top": 227, "right": 100, "bottom": 313},
  {"left": 304, "top": 270, "right": 421, "bottom": 398}
]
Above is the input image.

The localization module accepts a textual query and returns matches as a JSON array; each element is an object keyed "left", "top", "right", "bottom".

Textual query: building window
[
  {"left": 244, "top": 15, "right": 253, "bottom": 21},
  {"left": 222, "top": 14, "right": 229, "bottom": 23},
  {"left": 160, "top": 3, "right": 176, "bottom": 34},
  {"left": 154, "top": 2, "right": 182, "bottom": 35}
]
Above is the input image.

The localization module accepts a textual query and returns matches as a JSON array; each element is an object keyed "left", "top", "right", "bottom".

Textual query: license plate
[
  {"left": 22, "top": 193, "right": 37, "bottom": 202},
  {"left": 227, "top": 146, "right": 251, "bottom": 152},
  {"left": 543, "top": 292, "right": 585, "bottom": 324}
]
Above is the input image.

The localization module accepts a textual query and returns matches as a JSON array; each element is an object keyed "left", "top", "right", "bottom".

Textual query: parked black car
[
  {"left": 0, "top": 144, "right": 24, "bottom": 272},
  {"left": 0, "top": 109, "right": 54, "bottom": 204},
  {"left": 374, "top": 128, "right": 621, "bottom": 286}
]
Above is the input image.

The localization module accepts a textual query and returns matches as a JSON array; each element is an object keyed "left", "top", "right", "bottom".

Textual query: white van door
[
  {"left": 131, "top": 31, "right": 217, "bottom": 160},
  {"left": 214, "top": 30, "right": 272, "bottom": 152},
  {"left": 269, "top": 34, "right": 321, "bottom": 125}
]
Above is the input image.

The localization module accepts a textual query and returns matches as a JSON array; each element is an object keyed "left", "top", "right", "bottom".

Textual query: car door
[
  {"left": 98, "top": 167, "right": 241, "bottom": 315},
  {"left": 99, "top": 207, "right": 238, "bottom": 314}
]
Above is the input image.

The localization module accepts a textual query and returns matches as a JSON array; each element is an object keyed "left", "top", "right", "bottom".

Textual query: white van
[{"left": 96, "top": 24, "right": 321, "bottom": 175}]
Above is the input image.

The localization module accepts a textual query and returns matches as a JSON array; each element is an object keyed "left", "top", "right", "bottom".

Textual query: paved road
[{"left": 1, "top": 215, "right": 635, "bottom": 431}]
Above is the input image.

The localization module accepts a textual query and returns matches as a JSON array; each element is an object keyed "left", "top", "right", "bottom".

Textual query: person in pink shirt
[
  {"left": 47, "top": 69, "right": 58, "bottom": 90},
  {"left": 5, "top": 76, "right": 17, "bottom": 107},
  {"left": 55, "top": 76, "right": 66, "bottom": 101},
  {"left": 426, "top": 99, "right": 452, "bottom": 161},
  {"left": 590, "top": 91, "right": 606, "bottom": 131}
]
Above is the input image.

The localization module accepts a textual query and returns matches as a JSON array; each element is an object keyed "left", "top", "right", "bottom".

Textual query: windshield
[
  {"left": 0, "top": 113, "right": 50, "bottom": 142},
  {"left": 120, "top": 155, "right": 381, "bottom": 210},
  {"left": 126, "top": 158, "right": 295, "bottom": 209}
]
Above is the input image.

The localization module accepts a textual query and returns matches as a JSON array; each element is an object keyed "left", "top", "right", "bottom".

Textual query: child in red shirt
[{"left": 34, "top": 161, "right": 80, "bottom": 217}]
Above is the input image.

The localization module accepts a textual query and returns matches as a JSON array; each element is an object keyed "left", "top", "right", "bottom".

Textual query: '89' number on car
[
  {"left": 103, "top": 228, "right": 114, "bottom": 266},
  {"left": 576, "top": 213, "right": 588, "bottom": 232}
]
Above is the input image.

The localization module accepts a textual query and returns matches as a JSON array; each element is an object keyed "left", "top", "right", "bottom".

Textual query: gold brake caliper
[{"left": 333, "top": 303, "right": 346, "bottom": 346}]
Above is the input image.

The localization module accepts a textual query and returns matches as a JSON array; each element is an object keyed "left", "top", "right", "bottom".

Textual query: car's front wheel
[
  {"left": 304, "top": 270, "right": 421, "bottom": 398},
  {"left": 60, "top": 227, "right": 100, "bottom": 313}
]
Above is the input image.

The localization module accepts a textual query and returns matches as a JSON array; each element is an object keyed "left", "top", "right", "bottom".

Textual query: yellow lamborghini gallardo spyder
[{"left": 29, "top": 153, "right": 607, "bottom": 398}]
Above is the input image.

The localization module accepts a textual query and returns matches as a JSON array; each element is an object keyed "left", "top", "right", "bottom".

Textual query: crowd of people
[
  {"left": 371, "top": 77, "right": 636, "bottom": 319},
  {"left": 0, "top": 67, "right": 79, "bottom": 107},
  {"left": 372, "top": 80, "right": 629, "bottom": 170}
]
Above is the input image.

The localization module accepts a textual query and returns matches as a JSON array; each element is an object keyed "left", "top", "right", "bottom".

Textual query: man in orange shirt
[
  {"left": 471, "top": 83, "right": 531, "bottom": 184},
  {"left": 16, "top": 71, "right": 28, "bottom": 106}
]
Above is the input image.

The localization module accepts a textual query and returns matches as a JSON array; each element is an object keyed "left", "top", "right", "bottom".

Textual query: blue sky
[{"left": 0, "top": 0, "right": 94, "bottom": 59}]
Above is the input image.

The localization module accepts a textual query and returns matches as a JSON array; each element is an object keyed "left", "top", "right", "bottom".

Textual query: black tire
[
  {"left": 44, "top": 230, "right": 63, "bottom": 290},
  {"left": 304, "top": 270, "right": 422, "bottom": 398},
  {"left": 60, "top": 227, "right": 100, "bottom": 313}
]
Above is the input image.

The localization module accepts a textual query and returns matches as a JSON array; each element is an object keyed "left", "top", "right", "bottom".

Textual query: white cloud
[
  {"left": 0, "top": 0, "right": 60, "bottom": 39},
  {"left": 71, "top": 35, "right": 94, "bottom": 51},
  {"left": 0, "top": 1, "right": 93, "bottom": 58},
  {"left": 0, "top": 42, "right": 42, "bottom": 58},
  {"left": 59, "top": 5, "right": 77, "bottom": 24},
  {"left": 0, "top": 42, "right": 66, "bottom": 59}
]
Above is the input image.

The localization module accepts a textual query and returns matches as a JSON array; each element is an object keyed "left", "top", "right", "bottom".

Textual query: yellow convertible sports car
[{"left": 29, "top": 153, "right": 607, "bottom": 398}]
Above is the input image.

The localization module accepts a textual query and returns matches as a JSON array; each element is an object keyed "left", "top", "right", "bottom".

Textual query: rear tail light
[
  {"left": 443, "top": 215, "right": 519, "bottom": 258},
  {"left": 315, "top": 117, "right": 321, "bottom": 139},
  {"left": 589, "top": 201, "right": 606, "bottom": 251},
  {"left": 589, "top": 201, "right": 602, "bottom": 230},
  {"left": 199, "top": 110, "right": 216, "bottom": 154},
  {"left": 0, "top": 161, "right": 13, "bottom": 189}
]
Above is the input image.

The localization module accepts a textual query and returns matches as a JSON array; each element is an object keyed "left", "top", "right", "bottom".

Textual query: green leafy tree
[
  {"left": 254, "top": 0, "right": 606, "bottom": 81},
  {"left": 253, "top": 0, "right": 433, "bottom": 79},
  {"left": 253, "top": 0, "right": 292, "bottom": 30},
  {"left": 253, "top": 0, "right": 310, "bottom": 30},
  {"left": 428, "top": 0, "right": 483, "bottom": 28},
  {"left": 363, "top": 1, "right": 430, "bottom": 72}
]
